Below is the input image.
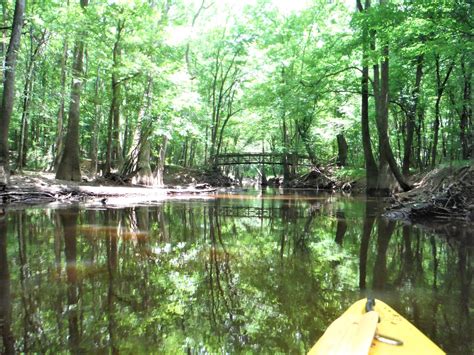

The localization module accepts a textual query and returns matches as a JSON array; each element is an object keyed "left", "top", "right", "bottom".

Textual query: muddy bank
[{"left": 385, "top": 164, "right": 474, "bottom": 223}]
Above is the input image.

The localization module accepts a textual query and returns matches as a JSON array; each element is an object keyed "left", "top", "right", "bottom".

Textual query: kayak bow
[{"left": 308, "top": 298, "right": 445, "bottom": 355}]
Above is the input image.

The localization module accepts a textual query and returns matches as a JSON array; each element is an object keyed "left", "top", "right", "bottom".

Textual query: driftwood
[
  {"left": 288, "top": 167, "right": 337, "bottom": 189},
  {"left": 167, "top": 187, "right": 217, "bottom": 195},
  {"left": 386, "top": 164, "right": 474, "bottom": 222},
  {"left": 0, "top": 190, "right": 56, "bottom": 203},
  {"left": 0, "top": 187, "right": 96, "bottom": 205}
]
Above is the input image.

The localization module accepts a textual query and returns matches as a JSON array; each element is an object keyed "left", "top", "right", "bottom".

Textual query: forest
[
  {"left": 0, "top": 1, "right": 473, "bottom": 354},
  {"left": 0, "top": 0, "right": 471, "bottom": 195}
]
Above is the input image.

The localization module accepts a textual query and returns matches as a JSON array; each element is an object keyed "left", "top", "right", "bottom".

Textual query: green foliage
[
  {"left": 1, "top": 0, "right": 471, "bottom": 174},
  {"left": 332, "top": 167, "right": 366, "bottom": 181}
]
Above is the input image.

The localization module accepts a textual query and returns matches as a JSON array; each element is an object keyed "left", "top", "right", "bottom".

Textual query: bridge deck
[{"left": 214, "top": 153, "right": 312, "bottom": 166}]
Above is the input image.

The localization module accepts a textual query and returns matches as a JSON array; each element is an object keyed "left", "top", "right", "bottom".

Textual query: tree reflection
[
  {"left": 1, "top": 196, "right": 472, "bottom": 354},
  {"left": 205, "top": 203, "right": 245, "bottom": 351},
  {"left": 359, "top": 199, "right": 376, "bottom": 290},
  {"left": 57, "top": 208, "right": 81, "bottom": 353},
  {"left": 105, "top": 209, "right": 118, "bottom": 354},
  {"left": 0, "top": 209, "right": 15, "bottom": 354},
  {"left": 334, "top": 210, "right": 347, "bottom": 246},
  {"left": 372, "top": 218, "right": 395, "bottom": 290}
]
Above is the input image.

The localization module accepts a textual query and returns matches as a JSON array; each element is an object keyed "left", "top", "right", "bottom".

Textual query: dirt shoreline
[
  {"left": 0, "top": 171, "right": 219, "bottom": 208},
  {"left": 3, "top": 166, "right": 474, "bottom": 227},
  {"left": 385, "top": 164, "right": 474, "bottom": 227}
]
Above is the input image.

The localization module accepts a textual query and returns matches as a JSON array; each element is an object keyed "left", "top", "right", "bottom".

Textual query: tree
[
  {"left": 17, "top": 25, "right": 49, "bottom": 171},
  {"left": 56, "top": 0, "right": 89, "bottom": 181},
  {"left": 431, "top": 56, "right": 454, "bottom": 167},
  {"left": 53, "top": 36, "right": 69, "bottom": 171},
  {"left": 0, "top": 0, "right": 25, "bottom": 185},
  {"left": 401, "top": 54, "right": 424, "bottom": 176},
  {"left": 0, "top": 0, "right": 469, "bottom": 188},
  {"left": 459, "top": 57, "right": 472, "bottom": 159},
  {"left": 104, "top": 18, "right": 125, "bottom": 174},
  {"left": 357, "top": 0, "right": 379, "bottom": 193},
  {"left": 196, "top": 28, "right": 246, "bottom": 168}
]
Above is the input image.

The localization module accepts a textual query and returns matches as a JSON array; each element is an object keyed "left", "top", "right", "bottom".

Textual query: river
[{"left": 0, "top": 188, "right": 472, "bottom": 353}]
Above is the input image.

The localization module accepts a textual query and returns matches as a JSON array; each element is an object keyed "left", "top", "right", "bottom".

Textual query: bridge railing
[{"left": 213, "top": 153, "right": 312, "bottom": 166}]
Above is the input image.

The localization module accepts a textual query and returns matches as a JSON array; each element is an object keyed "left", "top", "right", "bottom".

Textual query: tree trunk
[
  {"left": 0, "top": 0, "right": 25, "bottom": 184},
  {"left": 357, "top": 0, "right": 379, "bottom": 194},
  {"left": 282, "top": 111, "right": 291, "bottom": 185},
  {"left": 90, "top": 66, "right": 101, "bottom": 176},
  {"left": 53, "top": 38, "right": 69, "bottom": 171},
  {"left": 182, "top": 137, "right": 188, "bottom": 167},
  {"left": 460, "top": 58, "right": 472, "bottom": 160},
  {"left": 415, "top": 109, "right": 425, "bottom": 170},
  {"left": 297, "top": 121, "right": 317, "bottom": 165},
  {"left": 372, "top": 36, "right": 393, "bottom": 196},
  {"left": 17, "top": 69, "right": 32, "bottom": 171},
  {"left": 153, "top": 136, "right": 168, "bottom": 187},
  {"left": 432, "top": 98, "right": 441, "bottom": 167},
  {"left": 0, "top": 4, "right": 7, "bottom": 82},
  {"left": 122, "top": 91, "right": 129, "bottom": 159},
  {"left": 189, "top": 139, "right": 196, "bottom": 167},
  {"left": 336, "top": 133, "right": 348, "bottom": 166},
  {"left": 17, "top": 27, "right": 42, "bottom": 171},
  {"left": 402, "top": 54, "right": 424, "bottom": 176},
  {"left": 130, "top": 78, "right": 154, "bottom": 185},
  {"left": 204, "top": 125, "right": 209, "bottom": 165},
  {"left": 136, "top": 140, "right": 153, "bottom": 185},
  {"left": 111, "top": 62, "right": 123, "bottom": 170},
  {"left": 373, "top": 31, "right": 411, "bottom": 193},
  {"left": 56, "top": 0, "right": 89, "bottom": 181},
  {"left": 431, "top": 57, "right": 454, "bottom": 168},
  {"left": 105, "top": 20, "right": 124, "bottom": 174}
]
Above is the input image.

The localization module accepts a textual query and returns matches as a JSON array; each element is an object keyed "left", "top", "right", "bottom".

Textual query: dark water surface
[{"left": 0, "top": 189, "right": 472, "bottom": 354}]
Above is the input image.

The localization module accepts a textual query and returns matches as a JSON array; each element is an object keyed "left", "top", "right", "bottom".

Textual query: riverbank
[
  {"left": 3, "top": 164, "right": 473, "bottom": 220},
  {"left": 0, "top": 171, "right": 218, "bottom": 207},
  {"left": 386, "top": 163, "right": 474, "bottom": 223}
]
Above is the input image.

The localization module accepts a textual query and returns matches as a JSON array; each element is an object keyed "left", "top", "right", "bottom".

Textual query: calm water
[{"left": 0, "top": 189, "right": 472, "bottom": 354}]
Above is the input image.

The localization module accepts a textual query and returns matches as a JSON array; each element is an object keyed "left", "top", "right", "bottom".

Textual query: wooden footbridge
[{"left": 213, "top": 153, "right": 313, "bottom": 166}]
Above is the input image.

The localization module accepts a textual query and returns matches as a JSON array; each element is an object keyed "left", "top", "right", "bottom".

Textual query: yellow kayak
[{"left": 308, "top": 298, "right": 445, "bottom": 355}]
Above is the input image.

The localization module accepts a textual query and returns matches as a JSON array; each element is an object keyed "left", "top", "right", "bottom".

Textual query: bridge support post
[{"left": 261, "top": 143, "right": 268, "bottom": 186}]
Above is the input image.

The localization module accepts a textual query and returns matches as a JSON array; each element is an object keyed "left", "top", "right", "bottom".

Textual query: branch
[
  {"left": 300, "top": 66, "right": 372, "bottom": 89},
  {"left": 186, "top": 0, "right": 212, "bottom": 78},
  {"left": 327, "top": 88, "right": 408, "bottom": 114},
  {"left": 115, "top": 71, "right": 141, "bottom": 85}
]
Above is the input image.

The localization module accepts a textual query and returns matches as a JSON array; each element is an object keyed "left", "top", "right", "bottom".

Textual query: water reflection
[
  {"left": 59, "top": 209, "right": 81, "bottom": 353},
  {"left": 0, "top": 192, "right": 472, "bottom": 353},
  {"left": 0, "top": 209, "right": 14, "bottom": 354}
]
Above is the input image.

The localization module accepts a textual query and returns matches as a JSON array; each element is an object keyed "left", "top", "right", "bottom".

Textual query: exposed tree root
[{"left": 385, "top": 164, "right": 474, "bottom": 222}]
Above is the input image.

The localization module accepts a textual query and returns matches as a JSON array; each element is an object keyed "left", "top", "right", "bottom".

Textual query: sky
[
  {"left": 165, "top": 0, "right": 314, "bottom": 45},
  {"left": 230, "top": 0, "right": 310, "bottom": 14}
]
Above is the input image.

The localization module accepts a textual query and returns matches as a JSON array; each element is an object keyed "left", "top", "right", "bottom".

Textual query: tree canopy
[{"left": 0, "top": 0, "right": 471, "bottom": 193}]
